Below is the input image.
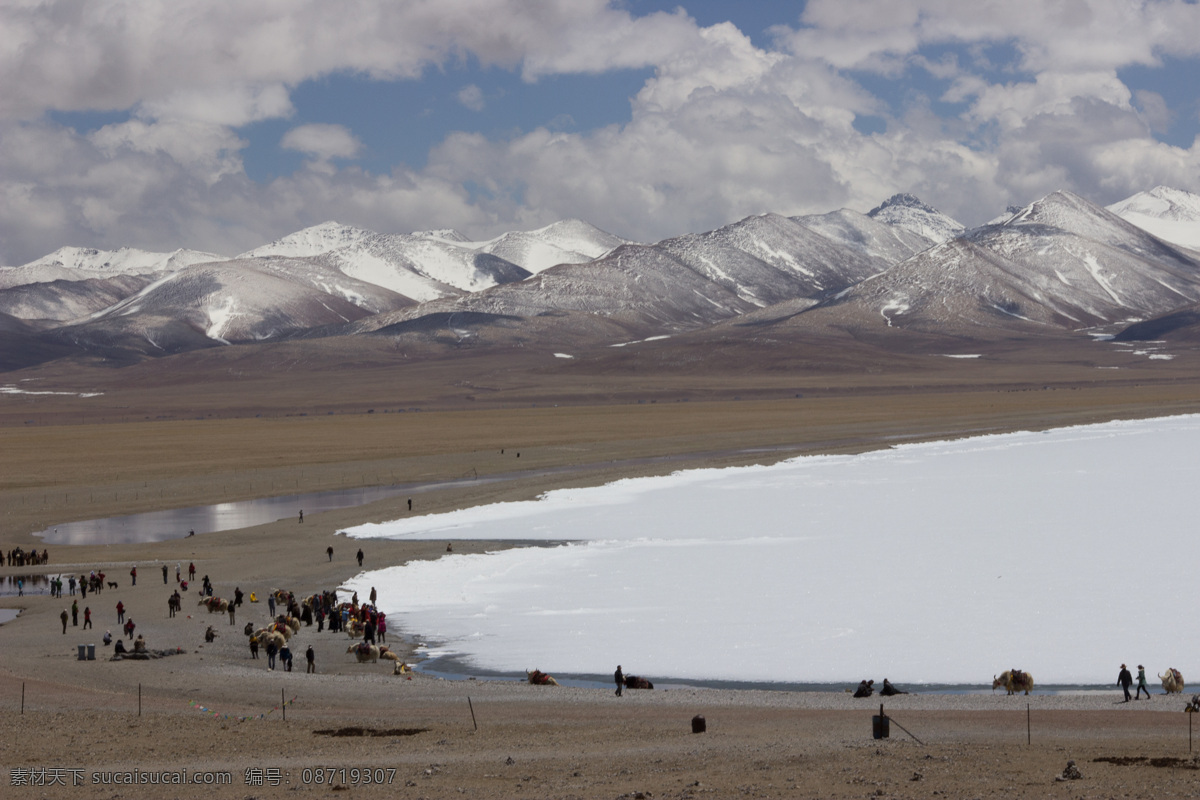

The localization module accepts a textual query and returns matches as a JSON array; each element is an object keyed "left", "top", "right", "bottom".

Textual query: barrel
[
  {"left": 77, "top": 644, "right": 87, "bottom": 661},
  {"left": 87, "top": 643, "right": 96, "bottom": 660}
]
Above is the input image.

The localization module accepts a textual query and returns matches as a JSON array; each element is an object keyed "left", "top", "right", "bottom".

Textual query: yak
[
  {"left": 993, "top": 669, "right": 1034, "bottom": 695},
  {"left": 1159, "top": 668, "right": 1185, "bottom": 694}
]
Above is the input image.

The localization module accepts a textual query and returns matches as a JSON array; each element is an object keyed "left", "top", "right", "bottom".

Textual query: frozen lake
[{"left": 343, "top": 415, "right": 1200, "bottom": 687}]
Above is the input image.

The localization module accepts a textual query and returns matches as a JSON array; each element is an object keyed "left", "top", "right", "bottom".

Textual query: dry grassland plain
[{"left": 3, "top": 349, "right": 1200, "bottom": 799}]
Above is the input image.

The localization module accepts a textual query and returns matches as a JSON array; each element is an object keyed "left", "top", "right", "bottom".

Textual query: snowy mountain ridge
[
  {"left": 2, "top": 246, "right": 225, "bottom": 288},
  {"left": 786, "top": 189, "right": 1200, "bottom": 339},
  {"left": 5, "top": 186, "right": 1200, "bottom": 370},
  {"left": 1108, "top": 185, "right": 1200, "bottom": 250}
]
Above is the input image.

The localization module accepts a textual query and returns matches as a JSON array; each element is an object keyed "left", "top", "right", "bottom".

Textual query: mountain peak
[
  {"left": 412, "top": 229, "right": 470, "bottom": 242},
  {"left": 17, "top": 245, "right": 223, "bottom": 274},
  {"left": 868, "top": 193, "right": 938, "bottom": 217},
  {"left": 237, "top": 221, "right": 377, "bottom": 259},
  {"left": 866, "top": 194, "right": 964, "bottom": 245},
  {"left": 1108, "top": 186, "right": 1200, "bottom": 250}
]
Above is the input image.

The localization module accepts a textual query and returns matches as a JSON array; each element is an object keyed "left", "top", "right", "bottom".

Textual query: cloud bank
[{"left": 2, "top": 0, "right": 1200, "bottom": 264}]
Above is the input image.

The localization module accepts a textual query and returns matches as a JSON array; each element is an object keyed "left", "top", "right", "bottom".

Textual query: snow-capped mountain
[
  {"left": 345, "top": 206, "right": 946, "bottom": 340},
  {"left": 1, "top": 246, "right": 225, "bottom": 288},
  {"left": 314, "top": 234, "right": 530, "bottom": 302},
  {"left": 788, "top": 190, "right": 1200, "bottom": 338},
  {"left": 56, "top": 257, "right": 412, "bottom": 354},
  {"left": 348, "top": 242, "right": 759, "bottom": 340},
  {"left": 8, "top": 187, "right": 1200, "bottom": 371},
  {"left": 232, "top": 218, "right": 622, "bottom": 305},
  {"left": 794, "top": 207, "right": 940, "bottom": 265},
  {"left": 1108, "top": 186, "right": 1200, "bottom": 251},
  {"left": 475, "top": 219, "right": 629, "bottom": 274},
  {"left": 866, "top": 193, "right": 965, "bottom": 245},
  {"left": 235, "top": 221, "right": 376, "bottom": 260}
]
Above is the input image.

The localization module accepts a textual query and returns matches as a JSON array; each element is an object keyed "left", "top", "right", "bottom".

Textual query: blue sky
[{"left": 4, "top": 1, "right": 1200, "bottom": 264}]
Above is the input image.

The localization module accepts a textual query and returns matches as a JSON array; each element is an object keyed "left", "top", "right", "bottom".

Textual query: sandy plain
[{"left": 3, "top": 354, "right": 1200, "bottom": 799}]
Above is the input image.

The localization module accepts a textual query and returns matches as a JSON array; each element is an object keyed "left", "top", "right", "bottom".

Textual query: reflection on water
[
  {"left": 0, "top": 574, "right": 52, "bottom": 596},
  {"left": 35, "top": 484, "right": 430, "bottom": 545},
  {"left": 0, "top": 609, "right": 20, "bottom": 624}
]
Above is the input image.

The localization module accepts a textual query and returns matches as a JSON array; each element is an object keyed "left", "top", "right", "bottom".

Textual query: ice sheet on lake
[{"left": 343, "top": 415, "right": 1200, "bottom": 685}]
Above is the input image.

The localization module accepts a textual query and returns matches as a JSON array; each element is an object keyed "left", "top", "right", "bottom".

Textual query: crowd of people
[
  {"left": 35, "top": 544, "right": 394, "bottom": 675},
  {"left": 5, "top": 547, "right": 49, "bottom": 566}
]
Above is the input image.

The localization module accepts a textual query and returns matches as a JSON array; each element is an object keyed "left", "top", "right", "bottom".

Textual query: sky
[
  {"left": 4, "top": 1, "right": 1200, "bottom": 265},
  {"left": 341, "top": 414, "right": 1200, "bottom": 686}
]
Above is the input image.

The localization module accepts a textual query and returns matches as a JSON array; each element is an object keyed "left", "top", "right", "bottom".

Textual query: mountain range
[{"left": 3, "top": 186, "right": 1200, "bottom": 373}]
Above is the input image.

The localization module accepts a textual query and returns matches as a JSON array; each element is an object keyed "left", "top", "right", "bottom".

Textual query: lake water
[
  {"left": 0, "top": 574, "right": 53, "bottom": 596},
  {"left": 33, "top": 482, "right": 442, "bottom": 545}
]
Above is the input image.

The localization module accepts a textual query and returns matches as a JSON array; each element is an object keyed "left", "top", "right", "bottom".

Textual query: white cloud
[
  {"left": 782, "top": 0, "right": 1200, "bottom": 73},
  {"left": 457, "top": 84, "right": 485, "bottom": 112},
  {"left": 140, "top": 84, "right": 294, "bottom": 127},
  {"left": 0, "top": 0, "right": 702, "bottom": 120},
  {"left": 963, "top": 70, "right": 1134, "bottom": 130},
  {"left": 0, "top": 118, "right": 492, "bottom": 265},
  {"left": 281, "top": 124, "right": 363, "bottom": 160},
  {"left": 4, "top": 1, "right": 1200, "bottom": 264},
  {"left": 90, "top": 119, "right": 246, "bottom": 180}
]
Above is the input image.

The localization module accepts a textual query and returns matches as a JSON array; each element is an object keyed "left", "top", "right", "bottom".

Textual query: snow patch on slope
[{"left": 1109, "top": 186, "right": 1200, "bottom": 250}]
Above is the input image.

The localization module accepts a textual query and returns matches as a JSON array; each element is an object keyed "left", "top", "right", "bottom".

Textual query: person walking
[
  {"left": 377, "top": 613, "right": 386, "bottom": 644},
  {"left": 188, "top": 562, "right": 195, "bottom": 581},
  {"left": 60, "top": 608, "right": 69, "bottom": 634},
  {"left": 280, "top": 643, "right": 292, "bottom": 672},
  {"left": 250, "top": 636, "right": 259, "bottom": 659},
  {"left": 1136, "top": 665, "right": 1152, "bottom": 699},
  {"left": 268, "top": 594, "right": 276, "bottom": 617},
  {"left": 614, "top": 665, "right": 624, "bottom": 697},
  {"left": 356, "top": 549, "right": 364, "bottom": 567},
  {"left": 369, "top": 587, "right": 377, "bottom": 607},
  {"left": 130, "top": 566, "right": 137, "bottom": 586},
  {"left": 1118, "top": 663, "right": 1134, "bottom": 702},
  {"left": 176, "top": 563, "right": 181, "bottom": 583},
  {"left": 69, "top": 575, "right": 76, "bottom": 595},
  {"left": 71, "top": 600, "right": 79, "bottom": 626},
  {"left": 306, "top": 645, "right": 316, "bottom": 674},
  {"left": 298, "top": 509, "right": 303, "bottom": 523},
  {"left": 326, "top": 545, "right": 334, "bottom": 561},
  {"left": 228, "top": 602, "right": 236, "bottom": 626},
  {"left": 266, "top": 640, "right": 278, "bottom": 670},
  {"left": 124, "top": 618, "right": 136, "bottom": 639},
  {"left": 162, "top": 564, "right": 168, "bottom": 584},
  {"left": 116, "top": 601, "right": 125, "bottom": 624}
]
